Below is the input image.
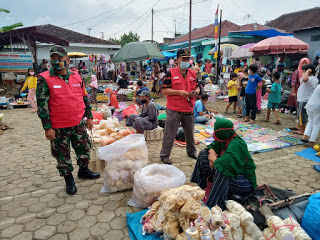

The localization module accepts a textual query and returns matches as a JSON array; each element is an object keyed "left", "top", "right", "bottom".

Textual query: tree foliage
[
  {"left": 108, "top": 31, "right": 140, "bottom": 46},
  {"left": 0, "top": 8, "right": 23, "bottom": 33}
]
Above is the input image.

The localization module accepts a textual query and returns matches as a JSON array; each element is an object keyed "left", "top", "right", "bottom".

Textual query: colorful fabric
[
  {"left": 51, "top": 120, "right": 91, "bottom": 176},
  {"left": 194, "top": 119, "right": 304, "bottom": 154}
]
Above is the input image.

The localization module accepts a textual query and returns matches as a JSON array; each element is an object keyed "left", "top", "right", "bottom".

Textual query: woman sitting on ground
[
  {"left": 191, "top": 118, "right": 257, "bottom": 209},
  {"left": 104, "top": 87, "right": 119, "bottom": 109}
]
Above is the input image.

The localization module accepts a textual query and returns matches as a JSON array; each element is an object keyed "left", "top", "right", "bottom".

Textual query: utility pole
[
  {"left": 217, "top": 10, "right": 222, "bottom": 78},
  {"left": 151, "top": 8, "right": 154, "bottom": 44},
  {"left": 189, "top": 0, "right": 192, "bottom": 51},
  {"left": 100, "top": 32, "right": 104, "bottom": 40},
  {"left": 87, "top": 28, "right": 92, "bottom": 36}
]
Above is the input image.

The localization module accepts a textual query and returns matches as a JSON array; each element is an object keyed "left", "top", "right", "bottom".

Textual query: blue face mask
[
  {"left": 180, "top": 61, "right": 190, "bottom": 70},
  {"left": 240, "top": 62, "right": 245, "bottom": 67}
]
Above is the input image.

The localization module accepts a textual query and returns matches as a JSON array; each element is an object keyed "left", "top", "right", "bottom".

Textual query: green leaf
[
  {"left": 0, "top": 8, "right": 10, "bottom": 13},
  {"left": 0, "top": 22, "right": 23, "bottom": 33}
]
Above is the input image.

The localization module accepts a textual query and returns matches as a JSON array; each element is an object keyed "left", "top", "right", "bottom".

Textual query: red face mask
[{"left": 213, "top": 127, "right": 237, "bottom": 155}]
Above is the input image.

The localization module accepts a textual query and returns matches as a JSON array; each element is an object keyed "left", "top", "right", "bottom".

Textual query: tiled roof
[
  {"left": 37, "top": 24, "right": 118, "bottom": 45},
  {"left": 171, "top": 20, "right": 270, "bottom": 44},
  {"left": 266, "top": 7, "right": 320, "bottom": 32}
]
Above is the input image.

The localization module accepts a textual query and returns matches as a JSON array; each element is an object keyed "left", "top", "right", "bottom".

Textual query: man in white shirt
[
  {"left": 106, "top": 59, "right": 115, "bottom": 83},
  {"left": 295, "top": 64, "right": 318, "bottom": 135}
]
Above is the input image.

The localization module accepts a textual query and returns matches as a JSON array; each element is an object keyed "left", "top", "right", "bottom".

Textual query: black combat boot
[
  {"left": 64, "top": 174, "right": 77, "bottom": 195},
  {"left": 78, "top": 166, "right": 100, "bottom": 179}
]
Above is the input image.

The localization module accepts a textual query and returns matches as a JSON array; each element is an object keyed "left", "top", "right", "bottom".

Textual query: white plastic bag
[
  {"left": 97, "top": 104, "right": 112, "bottom": 119},
  {"left": 128, "top": 163, "right": 186, "bottom": 208},
  {"left": 98, "top": 134, "right": 148, "bottom": 193}
]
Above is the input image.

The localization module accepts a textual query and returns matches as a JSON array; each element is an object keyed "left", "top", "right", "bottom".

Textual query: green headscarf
[{"left": 207, "top": 118, "right": 257, "bottom": 188}]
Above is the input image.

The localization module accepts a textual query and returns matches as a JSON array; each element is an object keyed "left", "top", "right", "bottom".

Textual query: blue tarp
[
  {"left": 296, "top": 148, "right": 320, "bottom": 164},
  {"left": 230, "top": 29, "right": 291, "bottom": 38},
  {"left": 126, "top": 210, "right": 161, "bottom": 240}
]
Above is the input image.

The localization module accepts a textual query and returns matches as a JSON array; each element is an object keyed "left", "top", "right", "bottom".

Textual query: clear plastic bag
[
  {"left": 98, "top": 134, "right": 148, "bottom": 193},
  {"left": 97, "top": 104, "right": 111, "bottom": 119},
  {"left": 128, "top": 163, "right": 186, "bottom": 208}
]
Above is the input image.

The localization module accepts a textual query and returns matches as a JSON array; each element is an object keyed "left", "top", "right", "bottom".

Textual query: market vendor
[
  {"left": 191, "top": 118, "right": 257, "bottom": 209},
  {"left": 133, "top": 80, "right": 150, "bottom": 106},
  {"left": 160, "top": 48, "right": 200, "bottom": 164},
  {"left": 36, "top": 45, "right": 100, "bottom": 195},
  {"left": 104, "top": 87, "right": 119, "bottom": 109},
  {"left": 126, "top": 91, "right": 159, "bottom": 133},
  {"left": 194, "top": 93, "right": 218, "bottom": 124},
  {"left": 117, "top": 72, "right": 129, "bottom": 89}
]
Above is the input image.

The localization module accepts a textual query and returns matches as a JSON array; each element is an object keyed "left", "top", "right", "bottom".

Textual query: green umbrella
[{"left": 113, "top": 41, "right": 165, "bottom": 63}]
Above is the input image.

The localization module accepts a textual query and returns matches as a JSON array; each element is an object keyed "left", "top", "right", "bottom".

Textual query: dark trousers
[
  {"left": 108, "top": 71, "right": 114, "bottom": 82},
  {"left": 245, "top": 93, "right": 257, "bottom": 120},
  {"left": 160, "top": 109, "right": 196, "bottom": 159}
]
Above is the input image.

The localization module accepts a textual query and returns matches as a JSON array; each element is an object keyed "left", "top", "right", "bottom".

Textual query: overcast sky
[{"left": 1, "top": 0, "right": 319, "bottom": 43}]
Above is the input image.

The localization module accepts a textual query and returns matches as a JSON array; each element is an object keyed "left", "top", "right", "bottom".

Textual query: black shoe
[
  {"left": 188, "top": 154, "right": 198, "bottom": 160},
  {"left": 78, "top": 166, "right": 100, "bottom": 179},
  {"left": 161, "top": 158, "right": 172, "bottom": 165},
  {"left": 64, "top": 174, "right": 77, "bottom": 195}
]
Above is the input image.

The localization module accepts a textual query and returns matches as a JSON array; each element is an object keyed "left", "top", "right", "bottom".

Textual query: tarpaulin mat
[
  {"left": 296, "top": 148, "right": 320, "bottom": 164},
  {"left": 126, "top": 210, "right": 161, "bottom": 240},
  {"left": 194, "top": 119, "right": 304, "bottom": 154}
]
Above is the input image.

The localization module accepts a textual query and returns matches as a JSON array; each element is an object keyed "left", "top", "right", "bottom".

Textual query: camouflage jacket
[{"left": 36, "top": 68, "right": 93, "bottom": 130}]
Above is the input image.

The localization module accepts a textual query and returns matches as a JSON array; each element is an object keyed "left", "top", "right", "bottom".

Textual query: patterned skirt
[
  {"left": 90, "top": 88, "right": 97, "bottom": 104},
  {"left": 191, "top": 149, "right": 253, "bottom": 209}
]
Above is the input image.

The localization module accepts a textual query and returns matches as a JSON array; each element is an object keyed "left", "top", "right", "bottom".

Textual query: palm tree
[{"left": 0, "top": 8, "right": 23, "bottom": 33}]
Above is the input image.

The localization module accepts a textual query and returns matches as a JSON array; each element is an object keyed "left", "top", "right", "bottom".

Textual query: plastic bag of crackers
[{"left": 139, "top": 185, "right": 262, "bottom": 240}]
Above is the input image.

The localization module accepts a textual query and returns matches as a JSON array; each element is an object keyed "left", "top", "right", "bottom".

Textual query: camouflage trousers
[{"left": 50, "top": 121, "right": 91, "bottom": 176}]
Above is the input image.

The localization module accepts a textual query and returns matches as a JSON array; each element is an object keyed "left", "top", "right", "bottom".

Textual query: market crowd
[{"left": 11, "top": 44, "right": 318, "bottom": 211}]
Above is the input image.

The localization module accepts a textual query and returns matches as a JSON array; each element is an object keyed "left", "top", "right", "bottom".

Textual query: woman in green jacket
[{"left": 191, "top": 118, "right": 257, "bottom": 209}]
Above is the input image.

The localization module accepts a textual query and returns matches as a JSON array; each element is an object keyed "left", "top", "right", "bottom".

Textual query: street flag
[{"left": 214, "top": 5, "right": 219, "bottom": 59}]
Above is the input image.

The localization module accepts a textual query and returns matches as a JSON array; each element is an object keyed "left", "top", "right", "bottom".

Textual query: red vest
[
  {"left": 166, "top": 67, "right": 197, "bottom": 113},
  {"left": 40, "top": 71, "right": 85, "bottom": 129}
]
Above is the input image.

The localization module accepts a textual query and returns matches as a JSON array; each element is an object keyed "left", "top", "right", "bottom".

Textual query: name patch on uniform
[
  {"left": 73, "top": 83, "right": 81, "bottom": 87},
  {"left": 53, "top": 85, "right": 62, "bottom": 88},
  {"left": 173, "top": 77, "right": 179, "bottom": 79},
  {"left": 190, "top": 77, "right": 195, "bottom": 80}
]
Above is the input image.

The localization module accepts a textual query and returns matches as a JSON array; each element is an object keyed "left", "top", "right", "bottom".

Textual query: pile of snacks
[
  {"left": 141, "top": 192, "right": 265, "bottom": 240},
  {"left": 88, "top": 118, "right": 132, "bottom": 146},
  {"left": 260, "top": 216, "right": 311, "bottom": 240},
  {"left": 225, "top": 200, "right": 262, "bottom": 240}
]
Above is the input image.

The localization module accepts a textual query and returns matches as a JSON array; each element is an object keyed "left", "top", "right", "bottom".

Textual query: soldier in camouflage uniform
[{"left": 36, "top": 46, "right": 100, "bottom": 195}]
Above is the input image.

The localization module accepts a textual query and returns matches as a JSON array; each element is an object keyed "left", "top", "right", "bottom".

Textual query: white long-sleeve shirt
[{"left": 305, "top": 84, "right": 320, "bottom": 112}]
